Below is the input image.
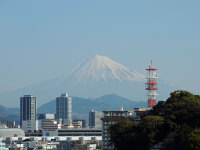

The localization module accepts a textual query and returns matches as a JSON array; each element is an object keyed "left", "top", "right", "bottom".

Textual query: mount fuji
[
  {"left": 64, "top": 55, "right": 145, "bottom": 82},
  {"left": 0, "top": 55, "right": 176, "bottom": 107}
]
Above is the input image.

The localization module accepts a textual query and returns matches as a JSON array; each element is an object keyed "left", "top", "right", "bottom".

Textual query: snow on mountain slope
[{"left": 63, "top": 55, "right": 145, "bottom": 82}]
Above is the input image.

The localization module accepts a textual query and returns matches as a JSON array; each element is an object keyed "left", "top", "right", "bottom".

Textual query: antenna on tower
[{"left": 145, "top": 61, "right": 158, "bottom": 108}]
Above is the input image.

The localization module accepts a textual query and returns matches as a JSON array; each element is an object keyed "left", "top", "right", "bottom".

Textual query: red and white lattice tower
[{"left": 145, "top": 60, "right": 158, "bottom": 108}]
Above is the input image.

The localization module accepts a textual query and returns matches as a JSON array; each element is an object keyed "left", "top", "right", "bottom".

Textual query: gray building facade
[
  {"left": 20, "top": 95, "right": 36, "bottom": 127},
  {"left": 56, "top": 93, "right": 72, "bottom": 125},
  {"left": 89, "top": 110, "right": 102, "bottom": 128}
]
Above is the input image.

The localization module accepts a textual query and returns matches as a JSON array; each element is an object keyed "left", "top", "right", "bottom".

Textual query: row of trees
[{"left": 109, "top": 90, "right": 200, "bottom": 150}]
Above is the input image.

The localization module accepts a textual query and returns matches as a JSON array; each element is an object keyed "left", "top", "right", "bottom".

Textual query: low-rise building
[
  {"left": 42, "top": 119, "right": 61, "bottom": 131},
  {"left": 73, "top": 119, "right": 88, "bottom": 128},
  {"left": 22, "top": 120, "right": 39, "bottom": 132},
  {"left": 134, "top": 108, "right": 149, "bottom": 122},
  {"left": 41, "top": 119, "right": 61, "bottom": 136},
  {"left": 0, "top": 137, "right": 6, "bottom": 150},
  {"left": 25, "top": 130, "right": 42, "bottom": 137},
  {"left": 72, "top": 120, "right": 82, "bottom": 129},
  {"left": 2, "top": 136, "right": 102, "bottom": 150},
  {"left": 58, "top": 128, "right": 102, "bottom": 137},
  {"left": 0, "top": 120, "right": 17, "bottom": 128},
  {"left": 0, "top": 129, "right": 25, "bottom": 138},
  {"left": 37, "top": 114, "right": 55, "bottom": 120}
]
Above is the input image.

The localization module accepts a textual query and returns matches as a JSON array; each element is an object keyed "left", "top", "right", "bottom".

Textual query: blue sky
[{"left": 0, "top": 0, "right": 200, "bottom": 94}]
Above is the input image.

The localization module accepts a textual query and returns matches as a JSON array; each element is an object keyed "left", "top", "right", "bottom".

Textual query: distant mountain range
[
  {"left": 38, "top": 94, "right": 147, "bottom": 119},
  {"left": 0, "top": 94, "right": 147, "bottom": 123},
  {"left": 0, "top": 105, "right": 19, "bottom": 124},
  {"left": 0, "top": 55, "right": 176, "bottom": 107}
]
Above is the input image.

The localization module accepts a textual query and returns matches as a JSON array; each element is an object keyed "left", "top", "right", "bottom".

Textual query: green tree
[
  {"left": 158, "top": 91, "right": 200, "bottom": 150},
  {"left": 185, "top": 128, "right": 200, "bottom": 150},
  {"left": 109, "top": 116, "right": 165, "bottom": 150},
  {"left": 139, "top": 115, "right": 165, "bottom": 149},
  {"left": 164, "top": 90, "right": 200, "bottom": 129},
  {"left": 109, "top": 118, "right": 139, "bottom": 150}
]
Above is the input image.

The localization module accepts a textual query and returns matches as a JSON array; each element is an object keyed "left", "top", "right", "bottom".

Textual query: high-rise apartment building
[
  {"left": 89, "top": 110, "right": 102, "bottom": 128},
  {"left": 56, "top": 93, "right": 72, "bottom": 125},
  {"left": 20, "top": 95, "right": 37, "bottom": 131}
]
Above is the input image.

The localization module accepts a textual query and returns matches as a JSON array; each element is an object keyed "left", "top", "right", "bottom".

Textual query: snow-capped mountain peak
[{"left": 67, "top": 55, "right": 145, "bottom": 82}]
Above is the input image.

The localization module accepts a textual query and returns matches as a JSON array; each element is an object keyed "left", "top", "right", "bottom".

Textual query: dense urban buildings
[
  {"left": 0, "top": 136, "right": 102, "bottom": 150},
  {"left": 20, "top": 95, "right": 37, "bottom": 131},
  {"left": 56, "top": 93, "right": 72, "bottom": 126},
  {"left": 0, "top": 120, "right": 17, "bottom": 128},
  {"left": 89, "top": 110, "right": 102, "bottom": 128},
  {"left": 10, "top": 92, "right": 145, "bottom": 150}
]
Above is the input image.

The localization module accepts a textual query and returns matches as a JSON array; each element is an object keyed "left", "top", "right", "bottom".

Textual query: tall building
[
  {"left": 20, "top": 95, "right": 37, "bottom": 131},
  {"left": 89, "top": 110, "right": 102, "bottom": 128},
  {"left": 56, "top": 93, "right": 72, "bottom": 126},
  {"left": 101, "top": 110, "right": 133, "bottom": 150}
]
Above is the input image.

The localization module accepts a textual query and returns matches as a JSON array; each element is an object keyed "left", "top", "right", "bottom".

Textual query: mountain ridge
[
  {"left": 0, "top": 94, "right": 147, "bottom": 122},
  {"left": 38, "top": 94, "right": 147, "bottom": 119}
]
